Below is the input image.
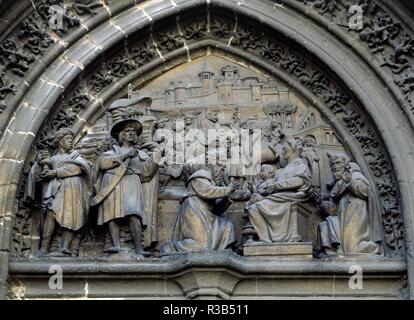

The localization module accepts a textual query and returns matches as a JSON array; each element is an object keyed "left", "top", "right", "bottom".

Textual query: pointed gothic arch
[{"left": 0, "top": 0, "right": 413, "bottom": 299}]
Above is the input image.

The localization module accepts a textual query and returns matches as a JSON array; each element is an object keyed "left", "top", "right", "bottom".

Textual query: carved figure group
[{"left": 25, "top": 95, "right": 384, "bottom": 259}]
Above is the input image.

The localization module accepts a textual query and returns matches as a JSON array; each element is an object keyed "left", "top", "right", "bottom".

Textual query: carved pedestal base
[
  {"left": 8, "top": 253, "right": 406, "bottom": 299},
  {"left": 290, "top": 202, "right": 313, "bottom": 242},
  {"left": 243, "top": 242, "right": 313, "bottom": 259}
]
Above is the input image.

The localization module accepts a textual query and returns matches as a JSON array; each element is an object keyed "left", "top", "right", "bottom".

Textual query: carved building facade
[{"left": 0, "top": 0, "right": 413, "bottom": 299}]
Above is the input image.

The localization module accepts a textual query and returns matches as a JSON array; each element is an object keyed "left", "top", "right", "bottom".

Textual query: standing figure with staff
[{"left": 91, "top": 97, "right": 159, "bottom": 257}]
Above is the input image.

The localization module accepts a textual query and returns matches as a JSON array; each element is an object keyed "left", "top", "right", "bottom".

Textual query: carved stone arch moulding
[{"left": 0, "top": 0, "right": 413, "bottom": 299}]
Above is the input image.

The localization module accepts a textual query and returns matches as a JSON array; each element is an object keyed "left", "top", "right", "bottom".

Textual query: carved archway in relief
[
  {"left": 1, "top": 0, "right": 413, "bottom": 299},
  {"left": 17, "top": 49, "right": 380, "bottom": 257}
]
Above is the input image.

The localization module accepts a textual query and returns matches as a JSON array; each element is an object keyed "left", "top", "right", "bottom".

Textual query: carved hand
[
  {"left": 258, "top": 182, "right": 275, "bottom": 195},
  {"left": 141, "top": 141, "right": 158, "bottom": 151},
  {"left": 248, "top": 181, "right": 257, "bottom": 193},
  {"left": 333, "top": 170, "right": 343, "bottom": 180},
  {"left": 38, "top": 154, "right": 52, "bottom": 168},
  {"left": 310, "top": 191, "right": 322, "bottom": 204},
  {"left": 228, "top": 181, "right": 240, "bottom": 193},
  {"left": 341, "top": 172, "right": 352, "bottom": 183},
  {"left": 322, "top": 200, "right": 337, "bottom": 216},
  {"left": 123, "top": 150, "right": 138, "bottom": 161},
  {"left": 229, "top": 189, "right": 252, "bottom": 202},
  {"left": 40, "top": 169, "right": 57, "bottom": 180},
  {"left": 152, "top": 146, "right": 165, "bottom": 164}
]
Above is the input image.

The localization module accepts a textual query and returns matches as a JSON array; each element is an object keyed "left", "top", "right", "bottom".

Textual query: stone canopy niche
[{"left": 13, "top": 54, "right": 384, "bottom": 260}]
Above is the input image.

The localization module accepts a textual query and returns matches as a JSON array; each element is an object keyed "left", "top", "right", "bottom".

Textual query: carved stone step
[{"left": 243, "top": 242, "right": 313, "bottom": 259}]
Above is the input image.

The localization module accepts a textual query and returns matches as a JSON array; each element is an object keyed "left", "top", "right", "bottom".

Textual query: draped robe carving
[
  {"left": 161, "top": 170, "right": 236, "bottom": 253},
  {"left": 25, "top": 151, "right": 93, "bottom": 231},
  {"left": 318, "top": 163, "right": 383, "bottom": 254},
  {"left": 95, "top": 145, "right": 158, "bottom": 248},
  {"left": 247, "top": 157, "right": 312, "bottom": 242}
]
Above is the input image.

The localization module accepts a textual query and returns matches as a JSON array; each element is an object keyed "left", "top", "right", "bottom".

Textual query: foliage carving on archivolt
[
  {"left": 0, "top": 1, "right": 104, "bottom": 113},
  {"left": 295, "top": 0, "right": 414, "bottom": 109}
]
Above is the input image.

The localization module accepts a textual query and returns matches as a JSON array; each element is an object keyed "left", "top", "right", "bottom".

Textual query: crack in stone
[
  {"left": 21, "top": 101, "right": 41, "bottom": 111},
  {"left": 206, "top": 0, "right": 211, "bottom": 33},
  {"left": 109, "top": 19, "right": 127, "bottom": 38},
  {"left": 0, "top": 159, "right": 24, "bottom": 164},
  {"left": 6, "top": 129, "right": 35, "bottom": 138},
  {"left": 22, "top": 235, "right": 40, "bottom": 240},
  {"left": 76, "top": 114, "right": 88, "bottom": 124},
  {"left": 80, "top": 22, "right": 89, "bottom": 32},
  {"left": 48, "top": 31, "right": 69, "bottom": 49},
  {"left": 39, "top": 77, "right": 65, "bottom": 91},
  {"left": 62, "top": 56, "right": 85, "bottom": 71},
  {"left": 228, "top": 10, "right": 239, "bottom": 47},
  {"left": 150, "top": 33, "right": 165, "bottom": 61},
  {"left": 86, "top": 34, "right": 104, "bottom": 51},
  {"left": 273, "top": 2, "right": 284, "bottom": 9},
  {"left": 84, "top": 280, "right": 89, "bottom": 298},
  {"left": 100, "top": 0, "right": 112, "bottom": 17},
  {"left": 46, "top": 80, "right": 65, "bottom": 91},
  {"left": 176, "top": 17, "right": 191, "bottom": 62},
  {"left": 141, "top": 8, "right": 153, "bottom": 22},
  {"left": 97, "top": 98, "right": 106, "bottom": 112}
]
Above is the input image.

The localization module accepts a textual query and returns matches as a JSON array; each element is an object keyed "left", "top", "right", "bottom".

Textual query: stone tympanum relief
[{"left": 15, "top": 55, "right": 385, "bottom": 259}]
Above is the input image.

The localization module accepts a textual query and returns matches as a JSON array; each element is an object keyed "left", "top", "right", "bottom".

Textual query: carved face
[
  {"left": 331, "top": 156, "right": 347, "bottom": 176},
  {"left": 259, "top": 165, "right": 275, "bottom": 181},
  {"left": 208, "top": 113, "right": 219, "bottom": 123},
  {"left": 303, "top": 137, "right": 316, "bottom": 148},
  {"left": 281, "top": 142, "right": 295, "bottom": 161},
  {"left": 59, "top": 134, "right": 73, "bottom": 152},
  {"left": 119, "top": 126, "right": 139, "bottom": 144},
  {"left": 271, "top": 121, "right": 281, "bottom": 130},
  {"left": 212, "top": 166, "right": 224, "bottom": 185},
  {"left": 171, "top": 121, "right": 177, "bottom": 132},
  {"left": 185, "top": 116, "right": 193, "bottom": 126}
]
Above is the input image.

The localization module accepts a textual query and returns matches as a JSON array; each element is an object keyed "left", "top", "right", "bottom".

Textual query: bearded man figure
[
  {"left": 315, "top": 154, "right": 383, "bottom": 256},
  {"left": 246, "top": 139, "right": 312, "bottom": 243},
  {"left": 161, "top": 161, "right": 238, "bottom": 254}
]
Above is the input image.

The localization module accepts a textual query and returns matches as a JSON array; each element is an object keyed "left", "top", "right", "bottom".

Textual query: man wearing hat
[{"left": 93, "top": 111, "right": 158, "bottom": 257}]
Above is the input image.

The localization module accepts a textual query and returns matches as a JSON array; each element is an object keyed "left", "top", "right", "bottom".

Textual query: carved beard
[{"left": 333, "top": 169, "right": 344, "bottom": 180}]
